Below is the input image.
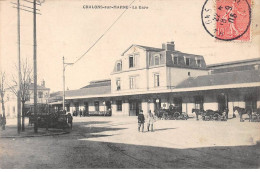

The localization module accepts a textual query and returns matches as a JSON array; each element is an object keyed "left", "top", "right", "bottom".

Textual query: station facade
[{"left": 51, "top": 42, "right": 260, "bottom": 118}]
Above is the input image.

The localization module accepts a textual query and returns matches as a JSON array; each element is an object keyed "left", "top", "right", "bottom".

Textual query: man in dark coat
[
  {"left": 138, "top": 110, "right": 145, "bottom": 132},
  {"left": 67, "top": 113, "right": 73, "bottom": 129}
]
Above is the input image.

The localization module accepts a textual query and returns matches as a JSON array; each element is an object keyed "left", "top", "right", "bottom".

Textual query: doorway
[
  {"left": 129, "top": 100, "right": 141, "bottom": 116},
  {"left": 153, "top": 98, "right": 161, "bottom": 111},
  {"left": 105, "top": 101, "right": 111, "bottom": 110},
  {"left": 84, "top": 102, "right": 89, "bottom": 115},
  {"left": 218, "top": 93, "right": 228, "bottom": 112},
  {"left": 174, "top": 97, "right": 182, "bottom": 113}
]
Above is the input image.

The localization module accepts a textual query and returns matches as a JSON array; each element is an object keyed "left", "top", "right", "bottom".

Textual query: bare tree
[
  {"left": 0, "top": 71, "right": 6, "bottom": 129},
  {"left": 11, "top": 59, "right": 32, "bottom": 131}
]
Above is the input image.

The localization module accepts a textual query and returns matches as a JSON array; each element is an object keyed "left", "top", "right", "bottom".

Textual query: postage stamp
[{"left": 202, "top": 0, "right": 251, "bottom": 41}]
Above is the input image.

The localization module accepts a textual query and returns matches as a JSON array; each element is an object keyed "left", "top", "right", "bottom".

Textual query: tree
[
  {"left": 11, "top": 59, "right": 32, "bottom": 131},
  {"left": 0, "top": 71, "right": 6, "bottom": 130}
]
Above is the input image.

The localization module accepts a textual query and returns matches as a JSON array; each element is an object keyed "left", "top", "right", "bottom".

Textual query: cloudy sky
[{"left": 0, "top": 0, "right": 259, "bottom": 92}]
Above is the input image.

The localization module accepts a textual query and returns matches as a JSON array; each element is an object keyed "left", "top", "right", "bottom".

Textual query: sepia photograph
[{"left": 0, "top": 0, "right": 259, "bottom": 169}]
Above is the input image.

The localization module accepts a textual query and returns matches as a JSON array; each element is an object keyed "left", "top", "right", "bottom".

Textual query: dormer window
[
  {"left": 154, "top": 54, "right": 161, "bottom": 65},
  {"left": 196, "top": 57, "right": 202, "bottom": 67},
  {"left": 184, "top": 56, "right": 190, "bottom": 66},
  {"left": 172, "top": 55, "right": 178, "bottom": 65},
  {"left": 129, "top": 55, "right": 134, "bottom": 68},
  {"left": 38, "top": 91, "right": 43, "bottom": 98},
  {"left": 116, "top": 61, "right": 122, "bottom": 71}
]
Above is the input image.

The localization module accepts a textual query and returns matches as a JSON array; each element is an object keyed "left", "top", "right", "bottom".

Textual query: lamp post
[
  {"left": 156, "top": 98, "right": 160, "bottom": 110},
  {"left": 63, "top": 57, "right": 73, "bottom": 111}
]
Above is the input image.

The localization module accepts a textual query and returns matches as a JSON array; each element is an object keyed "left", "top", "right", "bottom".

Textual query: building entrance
[
  {"left": 84, "top": 102, "right": 89, "bottom": 115},
  {"left": 129, "top": 100, "right": 141, "bottom": 116},
  {"left": 218, "top": 93, "right": 228, "bottom": 112},
  {"left": 174, "top": 97, "right": 182, "bottom": 113}
]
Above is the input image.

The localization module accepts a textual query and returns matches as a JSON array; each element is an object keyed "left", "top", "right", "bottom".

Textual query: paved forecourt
[{"left": 75, "top": 116, "right": 260, "bottom": 149}]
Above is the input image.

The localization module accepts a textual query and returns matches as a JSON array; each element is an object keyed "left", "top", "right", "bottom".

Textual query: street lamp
[
  {"left": 156, "top": 98, "right": 160, "bottom": 110},
  {"left": 63, "top": 56, "right": 74, "bottom": 111}
]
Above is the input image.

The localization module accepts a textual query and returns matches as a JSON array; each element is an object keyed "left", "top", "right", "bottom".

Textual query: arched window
[{"left": 116, "top": 61, "right": 122, "bottom": 71}]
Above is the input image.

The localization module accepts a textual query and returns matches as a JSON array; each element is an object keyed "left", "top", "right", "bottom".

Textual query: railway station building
[{"left": 49, "top": 42, "right": 260, "bottom": 118}]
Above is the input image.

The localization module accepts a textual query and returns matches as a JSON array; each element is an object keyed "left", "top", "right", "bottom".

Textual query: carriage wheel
[
  {"left": 174, "top": 112, "right": 180, "bottom": 120},
  {"left": 182, "top": 112, "right": 188, "bottom": 120},
  {"left": 214, "top": 113, "right": 220, "bottom": 121}
]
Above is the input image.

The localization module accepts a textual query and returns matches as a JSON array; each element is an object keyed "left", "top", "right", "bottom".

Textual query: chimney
[
  {"left": 254, "top": 64, "right": 259, "bottom": 70},
  {"left": 41, "top": 79, "right": 45, "bottom": 87},
  {"left": 162, "top": 41, "right": 175, "bottom": 51}
]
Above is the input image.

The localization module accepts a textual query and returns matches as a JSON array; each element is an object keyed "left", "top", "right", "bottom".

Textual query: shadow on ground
[
  {"left": 69, "top": 121, "right": 127, "bottom": 139},
  {"left": 63, "top": 139, "right": 260, "bottom": 169},
  {"left": 0, "top": 119, "right": 259, "bottom": 169}
]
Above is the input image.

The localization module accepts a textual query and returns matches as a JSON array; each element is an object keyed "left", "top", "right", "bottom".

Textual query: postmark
[{"left": 201, "top": 0, "right": 251, "bottom": 41}]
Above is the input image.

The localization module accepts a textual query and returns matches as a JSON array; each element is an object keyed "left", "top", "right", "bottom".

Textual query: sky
[{"left": 0, "top": 0, "right": 259, "bottom": 92}]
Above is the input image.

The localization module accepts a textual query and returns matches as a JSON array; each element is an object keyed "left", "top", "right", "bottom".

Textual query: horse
[
  {"left": 233, "top": 106, "right": 252, "bottom": 122},
  {"left": 192, "top": 109, "right": 205, "bottom": 121}
]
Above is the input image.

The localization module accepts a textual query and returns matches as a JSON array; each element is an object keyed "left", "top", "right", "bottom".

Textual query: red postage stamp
[{"left": 202, "top": 0, "right": 251, "bottom": 41}]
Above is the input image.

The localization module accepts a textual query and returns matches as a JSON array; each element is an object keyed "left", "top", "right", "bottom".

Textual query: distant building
[
  {"left": 0, "top": 80, "right": 50, "bottom": 118},
  {"left": 49, "top": 42, "right": 260, "bottom": 117}
]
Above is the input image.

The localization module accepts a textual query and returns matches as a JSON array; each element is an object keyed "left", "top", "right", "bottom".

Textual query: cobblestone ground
[{"left": 0, "top": 116, "right": 259, "bottom": 168}]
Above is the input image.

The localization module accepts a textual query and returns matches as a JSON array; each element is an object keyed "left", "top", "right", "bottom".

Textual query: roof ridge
[{"left": 207, "top": 57, "right": 260, "bottom": 67}]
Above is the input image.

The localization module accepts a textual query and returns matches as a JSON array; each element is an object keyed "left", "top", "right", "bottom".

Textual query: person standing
[
  {"left": 138, "top": 110, "right": 145, "bottom": 132},
  {"left": 147, "top": 110, "right": 155, "bottom": 132},
  {"left": 67, "top": 113, "right": 73, "bottom": 129}
]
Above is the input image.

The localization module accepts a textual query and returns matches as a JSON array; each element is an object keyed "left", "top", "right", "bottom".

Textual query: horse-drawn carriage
[
  {"left": 251, "top": 109, "right": 260, "bottom": 122},
  {"left": 192, "top": 109, "right": 227, "bottom": 121},
  {"left": 233, "top": 106, "right": 260, "bottom": 122},
  {"left": 27, "top": 111, "right": 70, "bottom": 129},
  {"left": 155, "top": 105, "right": 189, "bottom": 120}
]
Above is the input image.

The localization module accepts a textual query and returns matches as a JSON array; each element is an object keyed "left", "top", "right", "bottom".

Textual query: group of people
[{"left": 137, "top": 110, "right": 156, "bottom": 132}]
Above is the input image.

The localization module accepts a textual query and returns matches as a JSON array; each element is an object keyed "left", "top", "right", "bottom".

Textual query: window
[
  {"left": 38, "top": 91, "right": 43, "bottom": 98},
  {"left": 154, "top": 54, "right": 161, "bottom": 65},
  {"left": 194, "top": 96, "right": 204, "bottom": 110},
  {"left": 94, "top": 101, "right": 99, "bottom": 111},
  {"left": 129, "top": 76, "right": 135, "bottom": 89},
  {"left": 184, "top": 56, "right": 190, "bottom": 66},
  {"left": 129, "top": 55, "right": 134, "bottom": 68},
  {"left": 116, "top": 61, "right": 122, "bottom": 71},
  {"left": 172, "top": 55, "right": 178, "bottom": 65},
  {"left": 116, "top": 100, "right": 122, "bottom": 111},
  {"left": 116, "top": 78, "right": 121, "bottom": 91},
  {"left": 154, "top": 74, "right": 160, "bottom": 87},
  {"left": 12, "top": 106, "right": 15, "bottom": 113},
  {"left": 188, "top": 72, "right": 191, "bottom": 76},
  {"left": 26, "top": 93, "right": 30, "bottom": 101},
  {"left": 196, "top": 58, "right": 201, "bottom": 67}
]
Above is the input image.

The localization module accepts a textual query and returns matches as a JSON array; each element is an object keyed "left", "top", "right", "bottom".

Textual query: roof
[
  {"left": 207, "top": 57, "right": 260, "bottom": 68},
  {"left": 135, "top": 45, "right": 164, "bottom": 51},
  {"left": 176, "top": 70, "right": 260, "bottom": 88},
  {"left": 66, "top": 84, "right": 111, "bottom": 98},
  {"left": 121, "top": 44, "right": 164, "bottom": 56},
  {"left": 29, "top": 83, "right": 50, "bottom": 90},
  {"left": 81, "top": 79, "right": 111, "bottom": 89}
]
